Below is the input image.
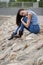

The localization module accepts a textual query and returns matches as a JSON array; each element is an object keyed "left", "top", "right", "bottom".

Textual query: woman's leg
[
  {"left": 18, "top": 23, "right": 25, "bottom": 37},
  {"left": 8, "top": 26, "right": 20, "bottom": 40},
  {"left": 18, "top": 17, "right": 29, "bottom": 36},
  {"left": 21, "top": 16, "right": 34, "bottom": 33},
  {"left": 23, "top": 17, "right": 40, "bottom": 34},
  {"left": 13, "top": 23, "right": 25, "bottom": 37},
  {"left": 13, "top": 16, "right": 28, "bottom": 35},
  {"left": 13, "top": 26, "right": 20, "bottom": 35},
  {"left": 8, "top": 17, "right": 28, "bottom": 40},
  {"left": 25, "top": 23, "right": 40, "bottom": 34}
]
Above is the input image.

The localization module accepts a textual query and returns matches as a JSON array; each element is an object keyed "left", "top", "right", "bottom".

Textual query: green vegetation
[
  {"left": 9, "top": 2, "right": 22, "bottom": 7},
  {"left": 8, "top": 0, "right": 36, "bottom": 7},
  {"left": 40, "top": 0, "right": 43, "bottom": 1},
  {"left": 39, "top": 1, "right": 43, "bottom": 7},
  {"left": 17, "top": 0, "right": 37, "bottom": 2},
  {"left": 9, "top": 0, "right": 15, "bottom": 2},
  {"left": 0, "top": 2, "right": 6, "bottom": 8},
  {"left": 9, "top": 0, "right": 43, "bottom": 7},
  {"left": 0, "top": 0, "right": 43, "bottom": 8},
  {"left": 9, "top": 2, "right": 33, "bottom": 7},
  {"left": 9, "top": 0, "right": 37, "bottom": 2}
]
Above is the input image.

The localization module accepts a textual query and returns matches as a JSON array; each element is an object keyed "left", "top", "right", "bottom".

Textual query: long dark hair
[{"left": 16, "top": 9, "right": 24, "bottom": 26}]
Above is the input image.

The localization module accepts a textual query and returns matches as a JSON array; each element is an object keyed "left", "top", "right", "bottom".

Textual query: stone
[
  {"left": 0, "top": 16, "right": 43, "bottom": 65},
  {"left": 0, "top": 43, "right": 16, "bottom": 60},
  {"left": 37, "top": 56, "right": 43, "bottom": 65},
  {"left": 9, "top": 52, "right": 17, "bottom": 60},
  {"left": 23, "top": 59, "right": 34, "bottom": 65},
  {"left": 7, "top": 63, "right": 22, "bottom": 65}
]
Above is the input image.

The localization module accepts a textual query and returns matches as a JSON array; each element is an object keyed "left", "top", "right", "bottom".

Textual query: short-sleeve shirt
[{"left": 26, "top": 9, "right": 38, "bottom": 25}]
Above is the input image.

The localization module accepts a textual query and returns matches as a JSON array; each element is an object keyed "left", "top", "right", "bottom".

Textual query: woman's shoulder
[
  {"left": 26, "top": 9, "right": 32, "bottom": 14},
  {"left": 27, "top": 9, "right": 36, "bottom": 15}
]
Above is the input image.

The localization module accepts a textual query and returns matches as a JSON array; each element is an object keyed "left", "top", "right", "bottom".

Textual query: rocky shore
[{"left": 0, "top": 16, "right": 43, "bottom": 65}]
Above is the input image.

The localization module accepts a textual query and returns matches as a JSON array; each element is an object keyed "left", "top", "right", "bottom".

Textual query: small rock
[
  {"left": 37, "top": 56, "right": 43, "bottom": 65},
  {"left": 7, "top": 63, "right": 22, "bottom": 65},
  {"left": 9, "top": 52, "right": 17, "bottom": 61},
  {"left": 23, "top": 59, "right": 34, "bottom": 65}
]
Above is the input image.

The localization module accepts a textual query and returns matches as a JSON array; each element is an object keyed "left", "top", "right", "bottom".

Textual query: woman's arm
[{"left": 21, "top": 13, "right": 32, "bottom": 28}]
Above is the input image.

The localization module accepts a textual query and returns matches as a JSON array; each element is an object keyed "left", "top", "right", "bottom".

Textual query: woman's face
[{"left": 20, "top": 10, "right": 27, "bottom": 16}]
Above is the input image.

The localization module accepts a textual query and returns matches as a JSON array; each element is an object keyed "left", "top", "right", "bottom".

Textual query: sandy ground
[{"left": 0, "top": 16, "right": 43, "bottom": 65}]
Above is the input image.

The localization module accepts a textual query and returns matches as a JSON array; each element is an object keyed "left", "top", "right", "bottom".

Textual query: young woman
[{"left": 8, "top": 9, "right": 40, "bottom": 40}]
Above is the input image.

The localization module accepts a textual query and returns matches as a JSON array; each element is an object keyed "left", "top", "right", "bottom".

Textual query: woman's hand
[{"left": 21, "top": 14, "right": 32, "bottom": 28}]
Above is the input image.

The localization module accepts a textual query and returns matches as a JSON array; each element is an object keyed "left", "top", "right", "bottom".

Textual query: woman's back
[{"left": 27, "top": 9, "right": 39, "bottom": 25}]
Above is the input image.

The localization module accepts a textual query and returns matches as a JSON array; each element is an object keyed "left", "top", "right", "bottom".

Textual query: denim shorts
[{"left": 28, "top": 23, "right": 40, "bottom": 34}]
